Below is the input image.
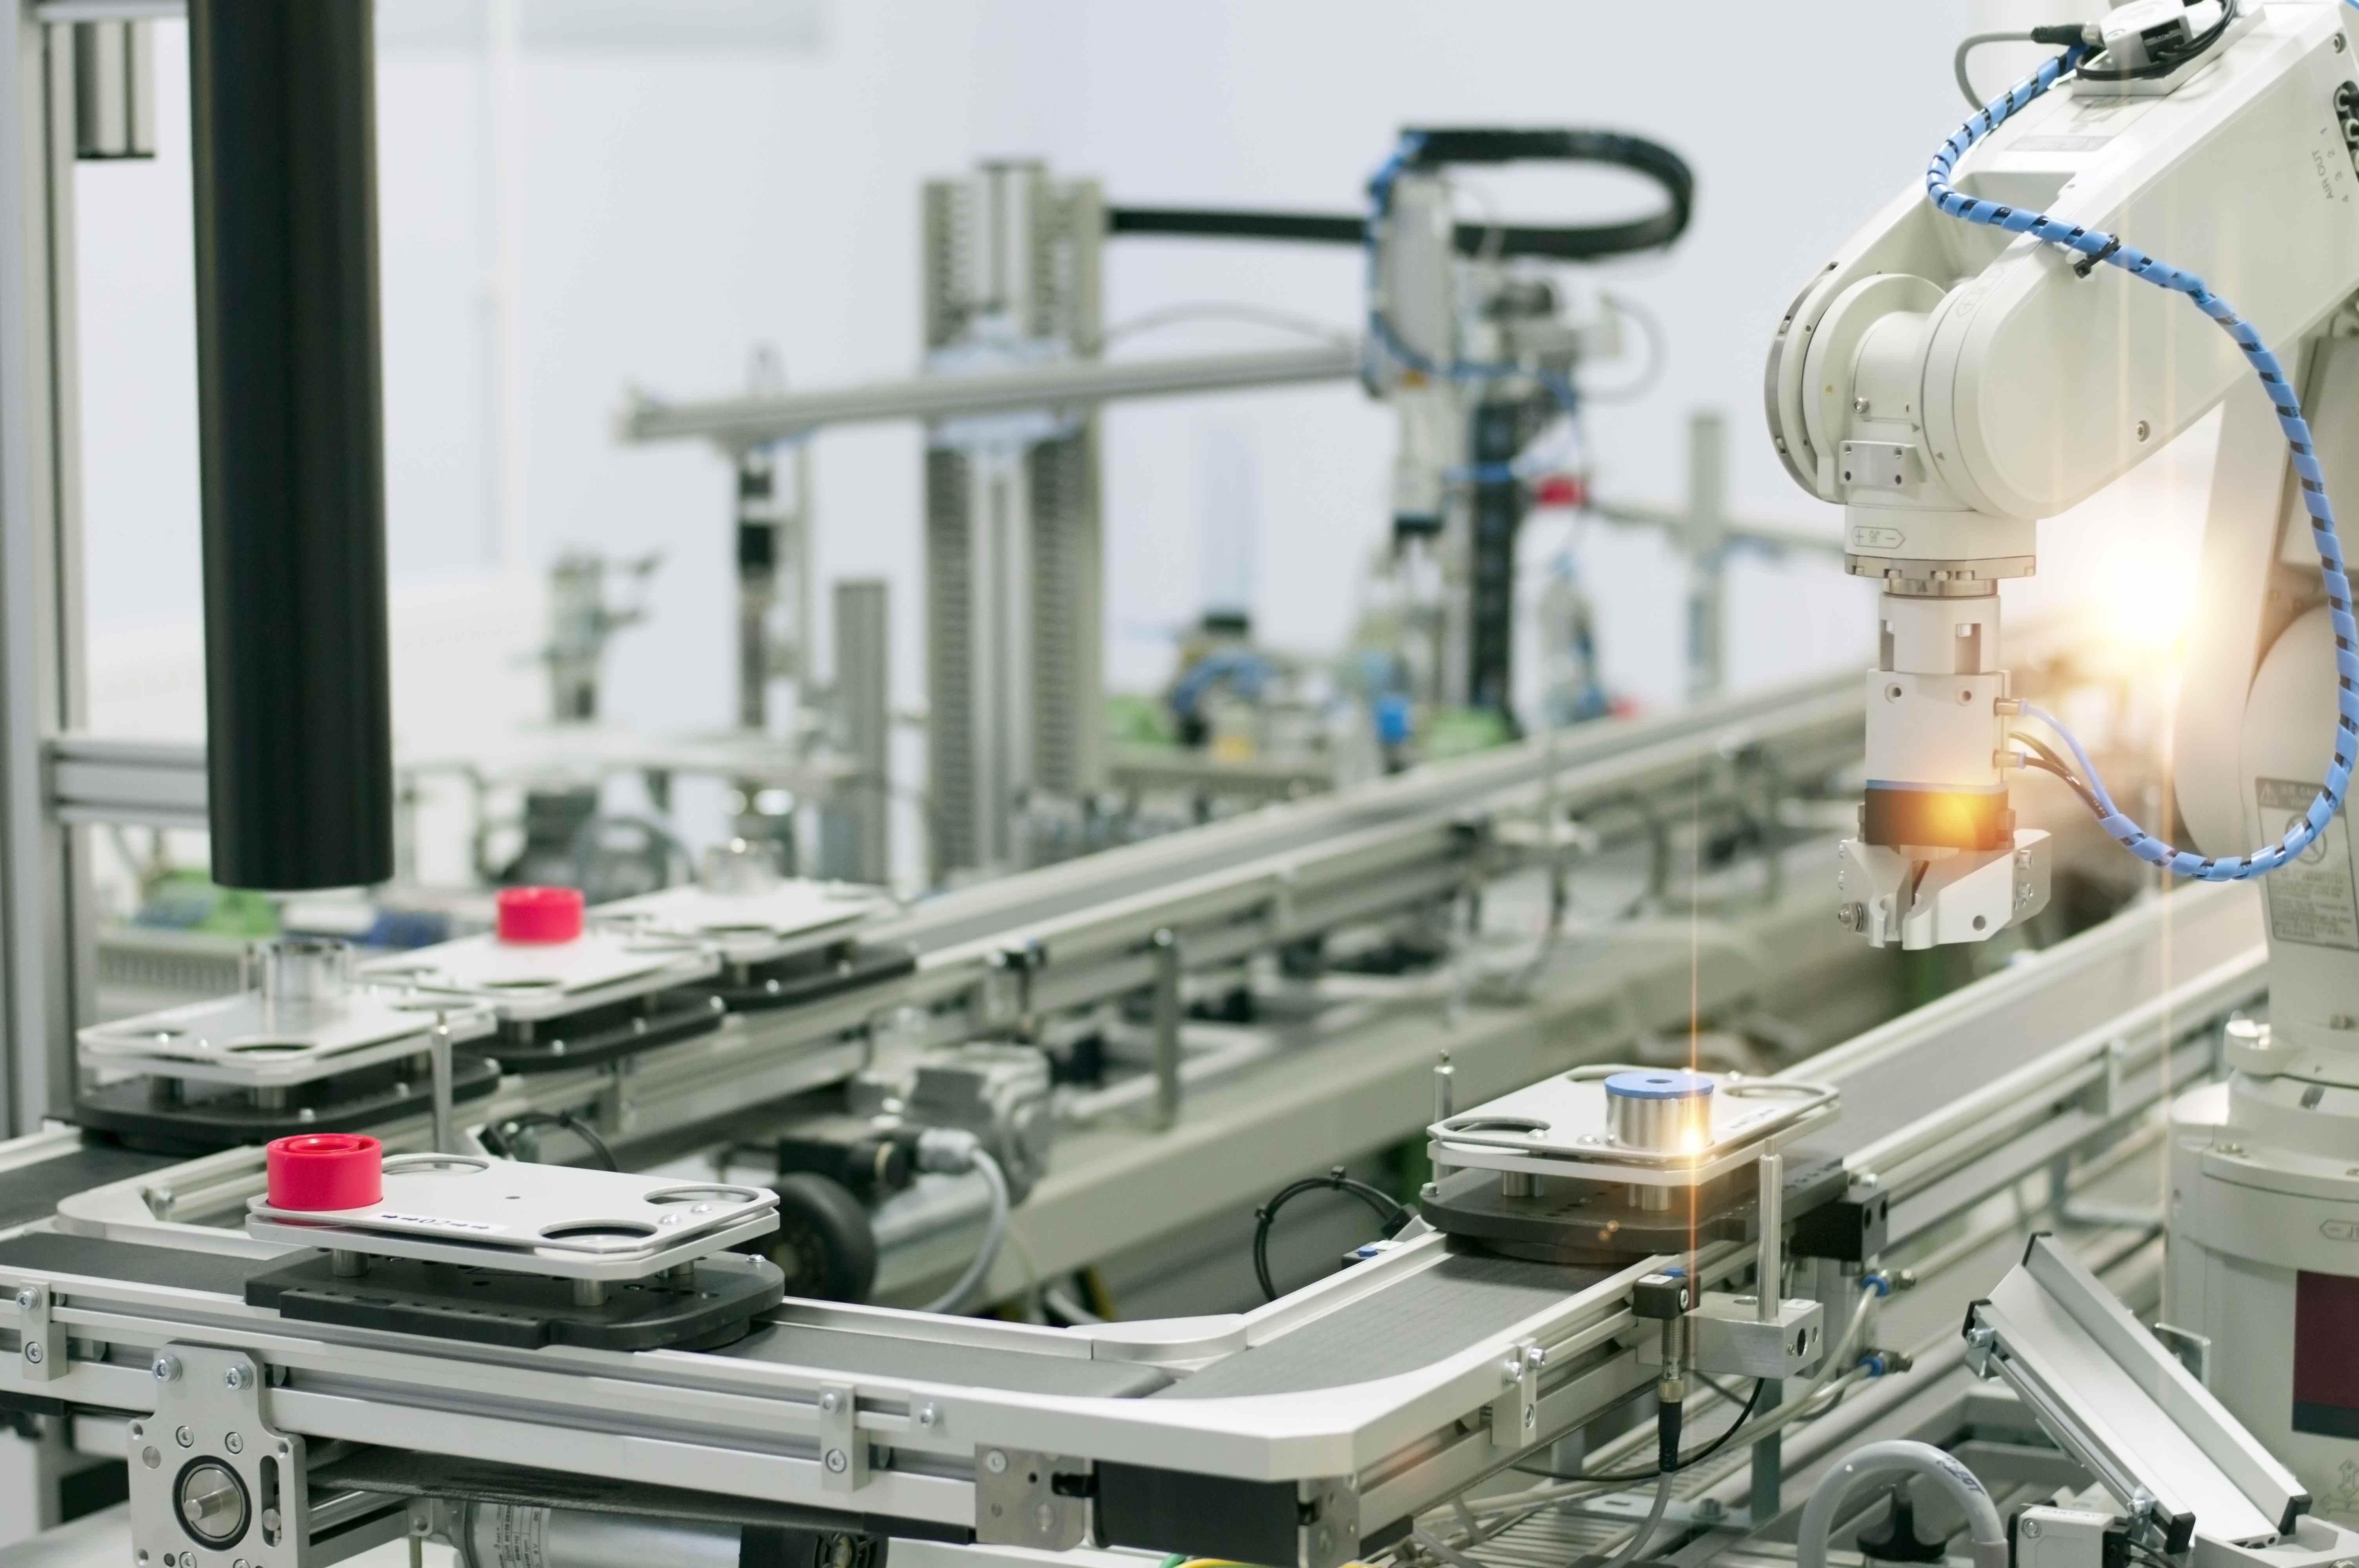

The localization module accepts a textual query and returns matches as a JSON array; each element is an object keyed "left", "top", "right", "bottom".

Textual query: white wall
[{"left": 72, "top": 1, "right": 2216, "bottom": 866}]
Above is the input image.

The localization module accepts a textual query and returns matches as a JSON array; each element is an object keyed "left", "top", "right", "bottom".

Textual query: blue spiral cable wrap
[
  {"left": 1363, "top": 133, "right": 1581, "bottom": 485},
  {"left": 1924, "top": 41, "right": 2359, "bottom": 881}
]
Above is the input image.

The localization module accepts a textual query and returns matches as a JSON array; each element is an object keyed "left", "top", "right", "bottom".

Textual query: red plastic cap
[
  {"left": 496, "top": 885, "right": 584, "bottom": 944},
  {"left": 265, "top": 1133, "right": 382, "bottom": 1211},
  {"left": 1530, "top": 474, "right": 1587, "bottom": 510}
]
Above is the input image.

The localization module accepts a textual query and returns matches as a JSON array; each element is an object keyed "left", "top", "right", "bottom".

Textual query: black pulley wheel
[{"left": 753, "top": 1173, "right": 878, "bottom": 1303}]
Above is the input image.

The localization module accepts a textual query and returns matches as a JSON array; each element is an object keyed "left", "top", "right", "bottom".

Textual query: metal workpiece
[
  {"left": 1430, "top": 1066, "right": 1837, "bottom": 1187},
  {"left": 593, "top": 867, "right": 895, "bottom": 969},
  {"left": 188, "top": 0, "right": 394, "bottom": 892}
]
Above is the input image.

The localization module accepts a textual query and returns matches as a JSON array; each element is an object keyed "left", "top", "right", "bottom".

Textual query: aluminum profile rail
[{"left": 616, "top": 342, "right": 1363, "bottom": 451}]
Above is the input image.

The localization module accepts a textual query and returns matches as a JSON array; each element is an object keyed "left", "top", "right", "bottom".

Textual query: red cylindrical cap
[
  {"left": 496, "top": 885, "right": 584, "bottom": 944},
  {"left": 265, "top": 1133, "right": 382, "bottom": 1211}
]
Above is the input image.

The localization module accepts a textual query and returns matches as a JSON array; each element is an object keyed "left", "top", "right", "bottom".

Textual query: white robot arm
[{"left": 1767, "top": 0, "right": 2359, "bottom": 949}]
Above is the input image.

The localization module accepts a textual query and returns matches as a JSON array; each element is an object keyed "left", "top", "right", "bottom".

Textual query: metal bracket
[
  {"left": 1490, "top": 1339, "right": 1540, "bottom": 1449},
  {"left": 1301, "top": 1476, "right": 1361, "bottom": 1568},
  {"left": 131, "top": 1344, "right": 308, "bottom": 1568},
  {"left": 973, "top": 1446, "right": 1089, "bottom": 1551},
  {"left": 818, "top": 1383, "right": 867, "bottom": 1493},
  {"left": 12, "top": 1283, "right": 62, "bottom": 1383},
  {"left": 1637, "top": 1292, "right": 1825, "bottom": 1379}
]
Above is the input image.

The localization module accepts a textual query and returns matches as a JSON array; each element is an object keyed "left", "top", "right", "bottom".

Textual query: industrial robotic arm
[{"left": 1767, "top": 0, "right": 2359, "bottom": 950}]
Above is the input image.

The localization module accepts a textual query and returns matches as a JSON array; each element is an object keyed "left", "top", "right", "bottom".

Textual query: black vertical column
[
  {"left": 1467, "top": 397, "right": 1530, "bottom": 730},
  {"left": 189, "top": 0, "right": 393, "bottom": 889}
]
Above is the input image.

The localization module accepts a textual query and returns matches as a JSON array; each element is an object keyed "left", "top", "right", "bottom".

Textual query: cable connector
[
  {"left": 2030, "top": 23, "right": 2094, "bottom": 46},
  {"left": 914, "top": 1126, "right": 984, "bottom": 1176}
]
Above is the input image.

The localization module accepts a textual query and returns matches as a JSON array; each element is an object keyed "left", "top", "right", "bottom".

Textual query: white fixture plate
[
  {"left": 1429, "top": 1066, "right": 1839, "bottom": 1187},
  {"left": 594, "top": 878, "right": 892, "bottom": 965},
  {"left": 357, "top": 928, "right": 719, "bottom": 1022},
  {"left": 247, "top": 1154, "right": 778, "bottom": 1281},
  {"left": 78, "top": 991, "right": 496, "bottom": 1088}
]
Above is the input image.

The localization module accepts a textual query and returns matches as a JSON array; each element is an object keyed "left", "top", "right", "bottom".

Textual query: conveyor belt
[
  {"left": 720, "top": 1319, "right": 1172, "bottom": 1398},
  {"left": 880, "top": 673, "right": 1858, "bottom": 958},
  {"left": 0, "top": 1231, "right": 256, "bottom": 1295},
  {"left": 0, "top": 1140, "right": 185, "bottom": 1231},
  {"left": 1155, "top": 1251, "right": 1608, "bottom": 1400}
]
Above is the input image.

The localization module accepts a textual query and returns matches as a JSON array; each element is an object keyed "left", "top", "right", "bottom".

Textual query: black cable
[
  {"left": 2011, "top": 730, "right": 2108, "bottom": 819},
  {"left": 487, "top": 1111, "right": 619, "bottom": 1171},
  {"left": 1109, "top": 125, "right": 1693, "bottom": 265},
  {"left": 1252, "top": 1166, "right": 1411, "bottom": 1301},
  {"left": 1511, "top": 1376, "right": 1766, "bottom": 1485},
  {"left": 2077, "top": 10, "right": 2232, "bottom": 82}
]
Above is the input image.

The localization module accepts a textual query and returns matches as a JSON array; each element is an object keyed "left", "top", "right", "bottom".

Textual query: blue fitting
[
  {"left": 1858, "top": 1352, "right": 1888, "bottom": 1378},
  {"left": 1862, "top": 1271, "right": 1892, "bottom": 1298}
]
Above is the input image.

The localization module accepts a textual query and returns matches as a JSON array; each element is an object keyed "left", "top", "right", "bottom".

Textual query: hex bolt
[
  {"left": 153, "top": 1354, "right": 181, "bottom": 1383},
  {"left": 823, "top": 1449, "right": 849, "bottom": 1474},
  {"left": 174, "top": 1426, "right": 194, "bottom": 1448},
  {"left": 223, "top": 1366, "right": 248, "bottom": 1392},
  {"left": 985, "top": 1450, "right": 1009, "bottom": 1474}
]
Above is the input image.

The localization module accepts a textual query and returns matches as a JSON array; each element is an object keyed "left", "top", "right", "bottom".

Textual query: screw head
[
  {"left": 916, "top": 1402, "right": 939, "bottom": 1428},
  {"left": 13, "top": 1287, "right": 35, "bottom": 1309},
  {"left": 22, "top": 1342, "right": 40, "bottom": 1364},
  {"left": 153, "top": 1355, "right": 181, "bottom": 1382},
  {"left": 222, "top": 1366, "right": 247, "bottom": 1391},
  {"left": 1503, "top": 1355, "right": 1524, "bottom": 1382},
  {"left": 174, "top": 1425, "right": 194, "bottom": 1448},
  {"left": 823, "top": 1448, "right": 849, "bottom": 1474},
  {"left": 985, "top": 1449, "right": 1009, "bottom": 1474},
  {"left": 819, "top": 1390, "right": 841, "bottom": 1414},
  {"left": 2023, "top": 1519, "right": 2043, "bottom": 1539},
  {"left": 1525, "top": 1345, "right": 1547, "bottom": 1369},
  {"left": 1853, "top": 396, "right": 1870, "bottom": 415},
  {"left": 224, "top": 1433, "right": 243, "bottom": 1455}
]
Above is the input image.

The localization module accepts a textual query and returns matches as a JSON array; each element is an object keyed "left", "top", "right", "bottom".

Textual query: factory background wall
[{"left": 71, "top": 0, "right": 2197, "bottom": 886}]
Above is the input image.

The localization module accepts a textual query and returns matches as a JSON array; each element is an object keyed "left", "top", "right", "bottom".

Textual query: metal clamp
[
  {"left": 818, "top": 1383, "right": 867, "bottom": 1493},
  {"left": 1490, "top": 1339, "right": 1543, "bottom": 1449},
  {"left": 12, "top": 1283, "right": 62, "bottom": 1383}
]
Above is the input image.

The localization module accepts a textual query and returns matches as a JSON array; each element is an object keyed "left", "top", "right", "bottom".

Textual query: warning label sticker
[{"left": 2259, "top": 777, "right": 2359, "bottom": 951}]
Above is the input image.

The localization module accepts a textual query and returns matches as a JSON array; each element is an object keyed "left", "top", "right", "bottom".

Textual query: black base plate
[
  {"left": 703, "top": 942, "right": 917, "bottom": 1014},
  {"left": 74, "top": 1056, "right": 502, "bottom": 1155},
  {"left": 246, "top": 1249, "right": 783, "bottom": 1351},
  {"left": 1422, "top": 1150, "right": 1848, "bottom": 1265},
  {"left": 478, "top": 991, "right": 724, "bottom": 1073}
]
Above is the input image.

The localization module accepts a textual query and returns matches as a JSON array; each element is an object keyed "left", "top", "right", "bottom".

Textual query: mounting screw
[
  {"left": 13, "top": 1287, "right": 34, "bottom": 1309},
  {"left": 1503, "top": 1355, "right": 1524, "bottom": 1382},
  {"left": 819, "top": 1390, "right": 841, "bottom": 1414},
  {"left": 225, "top": 1433, "right": 244, "bottom": 1455},
  {"left": 21, "top": 1342, "right": 39, "bottom": 1365},
  {"left": 153, "top": 1355, "right": 180, "bottom": 1383},
  {"left": 2135, "top": 419, "right": 2152, "bottom": 442},
  {"left": 174, "top": 1425, "right": 193, "bottom": 1448},
  {"left": 2023, "top": 1519, "right": 2043, "bottom": 1539},
  {"left": 1696, "top": 1498, "right": 1725, "bottom": 1522},
  {"left": 916, "top": 1403, "right": 939, "bottom": 1428},
  {"left": 1855, "top": 1172, "right": 1881, "bottom": 1192},
  {"left": 1853, "top": 396, "right": 1870, "bottom": 415},
  {"left": 222, "top": 1366, "right": 247, "bottom": 1392},
  {"left": 985, "top": 1449, "right": 1009, "bottom": 1475},
  {"left": 1525, "top": 1346, "right": 1547, "bottom": 1370},
  {"left": 2218, "top": 1142, "right": 2246, "bottom": 1157},
  {"left": 823, "top": 1448, "right": 849, "bottom": 1474},
  {"left": 1836, "top": 902, "right": 1865, "bottom": 932}
]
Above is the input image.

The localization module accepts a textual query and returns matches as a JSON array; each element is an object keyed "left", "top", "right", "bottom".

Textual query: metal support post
[
  {"left": 1683, "top": 410, "right": 1728, "bottom": 704},
  {"left": 1753, "top": 1150, "right": 1785, "bottom": 1521},
  {"left": 1150, "top": 927, "right": 1181, "bottom": 1130},
  {"left": 827, "top": 578, "right": 891, "bottom": 884}
]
